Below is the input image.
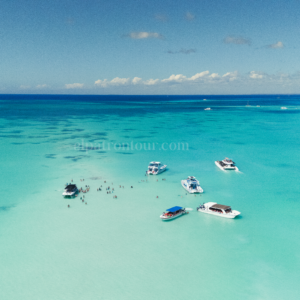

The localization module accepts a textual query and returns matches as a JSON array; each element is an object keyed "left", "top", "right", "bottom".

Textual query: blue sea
[{"left": 0, "top": 94, "right": 300, "bottom": 300}]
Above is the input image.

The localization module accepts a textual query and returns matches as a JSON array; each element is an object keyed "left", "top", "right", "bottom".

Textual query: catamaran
[
  {"left": 181, "top": 176, "right": 204, "bottom": 193},
  {"left": 197, "top": 202, "right": 240, "bottom": 219},
  {"left": 215, "top": 158, "right": 239, "bottom": 171},
  {"left": 160, "top": 206, "right": 188, "bottom": 221},
  {"left": 146, "top": 161, "right": 167, "bottom": 175},
  {"left": 62, "top": 184, "right": 78, "bottom": 197}
]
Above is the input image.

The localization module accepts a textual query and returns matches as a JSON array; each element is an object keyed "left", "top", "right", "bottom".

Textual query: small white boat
[
  {"left": 197, "top": 202, "right": 240, "bottom": 219},
  {"left": 281, "top": 107, "right": 287, "bottom": 110},
  {"left": 215, "top": 158, "right": 238, "bottom": 171},
  {"left": 160, "top": 206, "right": 188, "bottom": 221},
  {"left": 62, "top": 184, "right": 78, "bottom": 197},
  {"left": 181, "top": 176, "right": 203, "bottom": 193},
  {"left": 204, "top": 108, "right": 211, "bottom": 110},
  {"left": 146, "top": 161, "right": 167, "bottom": 175}
]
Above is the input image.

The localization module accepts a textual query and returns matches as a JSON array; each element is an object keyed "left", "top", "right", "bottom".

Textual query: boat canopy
[
  {"left": 211, "top": 204, "right": 231, "bottom": 210},
  {"left": 149, "top": 162, "right": 160, "bottom": 166},
  {"left": 223, "top": 158, "right": 235, "bottom": 164},
  {"left": 166, "top": 206, "right": 183, "bottom": 213},
  {"left": 65, "top": 184, "right": 77, "bottom": 191}
]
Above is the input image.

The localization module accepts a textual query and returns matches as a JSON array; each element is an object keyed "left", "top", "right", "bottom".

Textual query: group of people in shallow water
[
  {"left": 67, "top": 179, "right": 137, "bottom": 207},
  {"left": 79, "top": 185, "right": 90, "bottom": 193},
  {"left": 67, "top": 175, "right": 170, "bottom": 208}
]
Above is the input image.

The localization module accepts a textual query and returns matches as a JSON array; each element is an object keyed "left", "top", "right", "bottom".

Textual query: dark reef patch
[
  {"left": 0, "top": 134, "right": 23, "bottom": 138},
  {"left": 0, "top": 205, "right": 14, "bottom": 211},
  {"left": 93, "top": 132, "right": 107, "bottom": 136},
  {"left": 9, "top": 130, "right": 23, "bottom": 134},
  {"left": 63, "top": 155, "right": 88, "bottom": 162},
  {"left": 117, "top": 152, "right": 134, "bottom": 155},
  {"left": 45, "top": 154, "right": 56, "bottom": 159},
  {"left": 27, "top": 135, "right": 49, "bottom": 139}
]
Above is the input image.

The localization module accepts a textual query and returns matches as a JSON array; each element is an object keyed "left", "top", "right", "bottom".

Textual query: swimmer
[
  {"left": 68, "top": 205, "right": 70, "bottom": 208},
  {"left": 85, "top": 202, "right": 87, "bottom": 205},
  {"left": 156, "top": 196, "right": 159, "bottom": 198},
  {"left": 131, "top": 186, "right": 133, "bottom": 188}
]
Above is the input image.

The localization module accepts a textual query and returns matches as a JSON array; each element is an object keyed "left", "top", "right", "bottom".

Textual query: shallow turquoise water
[{"left": 0, "top": 95, "right": 300, "bottom": 299}]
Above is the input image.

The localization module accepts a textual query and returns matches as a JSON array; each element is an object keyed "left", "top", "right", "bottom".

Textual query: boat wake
[{"left": 185, "top": 208, "right": 193, "bottom": 211}]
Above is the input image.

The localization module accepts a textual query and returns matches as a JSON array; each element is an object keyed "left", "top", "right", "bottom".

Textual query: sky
[{"left": 1, "top": 0, "right": 300, "bottom": 95}]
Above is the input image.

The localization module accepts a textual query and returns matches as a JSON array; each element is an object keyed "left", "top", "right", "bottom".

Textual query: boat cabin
[
  {"left": 65, "top": 184, "right": 78, "bottom": 192},
  {"left": 165, "top": 206, "right": 184, "bottom": 215},
  {"left": 222, "top": 158, "right": 235, "bottom": 165},
  {"left": 148, "top": 161, "right": 161, "bottom": 171},
  {"left": 209, "top": 204, "right": 232, "bottom": 214}
]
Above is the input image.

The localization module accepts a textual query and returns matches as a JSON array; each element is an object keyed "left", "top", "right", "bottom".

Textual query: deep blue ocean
[{"left": 0, "top": 94, "right": 300, "bottom": 300}]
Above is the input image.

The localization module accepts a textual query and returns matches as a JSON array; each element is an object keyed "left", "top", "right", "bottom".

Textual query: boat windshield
[
  {"left": 190, "top": 184, "right": 197, "bottom": 189},
  {"left": 209, "top": 207, "right": 222, "bottom": 213},
  {"left": 149, "top": 163, "right": 158, "bottom": 167}
]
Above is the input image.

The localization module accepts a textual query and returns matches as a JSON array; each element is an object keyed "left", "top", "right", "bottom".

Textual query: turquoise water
[{"left": 1, "top": 95, "right": 300, "bottom": 299}]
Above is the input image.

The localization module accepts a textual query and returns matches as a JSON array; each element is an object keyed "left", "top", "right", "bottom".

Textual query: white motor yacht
[
  {"left": 146, "top": 161, "right": 167, "bottom": 175},
  {"left": 181, "top": 176, "right": 204, "bottom": 193},
  {"left": 204, "top": 108, "right": 211, "bottom": 110},
  {"left": 281, "top": 107, "right": 287, "bottom": 110},
  {"left": 197, "top": 202, "right": 240, "bottom": 219},
  {"left": 160, "top": 206, "right": 188, "bottom": 221},
  {"left": 215, "top": 158, "right": 238, "bottom": 171},
  {"left": 62, "top": 184, "right": 78, "bottom": 197}
]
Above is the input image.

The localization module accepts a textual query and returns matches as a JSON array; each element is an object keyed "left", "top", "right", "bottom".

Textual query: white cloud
[
  {"left": 110, "top": 77, "right": 130, "bottom": 85},
  {"left": 126, "top": 32, "right": 164, "bottom": 39},
  {"left": 223, "top": 36, "right": 251, "bottom": 45},
  {"left": 209, "top": 73, "right": 220, "bottom": 78},
  {"left": 189, "top": 71, "right": 210, "bottom": 81},
  {"left": 95, "top": 79, "right": 108, "bottom": 87},
  {"left": 162, "top": 74, "right": 187, "bottom": 83},
  {"left": 143, "top": 79, "right": 159, "bottom": 85},
  {"left": 36, "top": 84, "right": 48, "bottom": 89},
  {"left": 267, "top": 41, "right": 284, "bottom": 49},
  {"left": 65, "top": 83, "right": 84, "bottom": 89},
  {"left": 132, "top": 77, "right": 142, "bottom": 84},
  {"left": 185, "top": 12, "right": 195, "bottom": 21},
  {"left": 91, "top": 71, "right": 300, "bottom": 94},
  {"left": 95, "top": 77, "right": 130, "bottom": 87},
  {"left": 249, "top": 71, "right": 264, "bottom": 79},
  {"left": 222, "top": 71, "right": 238, "bottom": 81}
]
